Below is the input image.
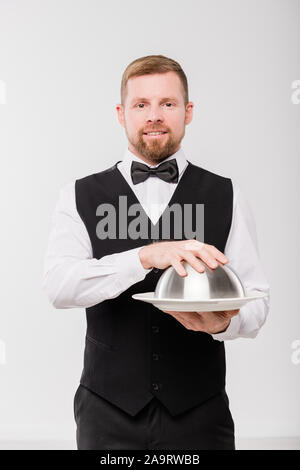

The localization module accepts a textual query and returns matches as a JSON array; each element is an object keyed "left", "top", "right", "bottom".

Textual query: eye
[{"left": 136, "top": 102, "right": 174, "bottom": 108}]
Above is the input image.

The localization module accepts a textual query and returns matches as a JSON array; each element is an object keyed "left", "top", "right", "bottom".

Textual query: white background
[{"left": 0, "top": 0, "right": 299, "bottom": 448}]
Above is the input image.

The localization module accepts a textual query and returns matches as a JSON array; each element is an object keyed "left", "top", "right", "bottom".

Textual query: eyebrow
[{"left": 131, "top": 97, "right": 179, "bottom": 104}]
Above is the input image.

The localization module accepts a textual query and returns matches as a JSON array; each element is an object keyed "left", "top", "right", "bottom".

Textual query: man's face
[{"left": 116, "top": 71, "right": 194, "bottom": 164}]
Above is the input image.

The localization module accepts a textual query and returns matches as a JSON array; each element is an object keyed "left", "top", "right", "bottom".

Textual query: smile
[{"left": 144, "top": 132, "right": 168, "bottom": 138}]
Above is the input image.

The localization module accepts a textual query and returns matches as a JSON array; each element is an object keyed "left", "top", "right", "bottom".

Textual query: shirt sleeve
[
  {"left": 211, "top": 180, "right": 271, "bottom": 341},
  {"left": 42, "top": 181, "right": 152, "bottom": 309}
]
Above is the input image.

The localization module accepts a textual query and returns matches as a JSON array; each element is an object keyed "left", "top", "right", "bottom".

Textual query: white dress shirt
[{"left": 42, "top": 147, "right": 270, "bottom": 341}]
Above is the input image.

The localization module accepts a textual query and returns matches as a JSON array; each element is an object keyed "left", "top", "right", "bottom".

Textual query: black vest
[{"left": 75, "top": 159, "right": 233, "bottom": 417}]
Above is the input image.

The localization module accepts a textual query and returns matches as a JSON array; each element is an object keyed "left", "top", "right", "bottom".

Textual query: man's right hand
[{"left": 138, "top": 239, "right": 229, "bottom": 276}]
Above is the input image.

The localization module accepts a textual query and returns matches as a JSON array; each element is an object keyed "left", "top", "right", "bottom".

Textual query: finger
[
  {"left": 171, "top": 313, "right": 195, "bottom": 330},
  {"left": 162, "top": 310, "right": 187, "bottom": 323},
  {"left": 196, "top": 311, "right": 226, "bottom": 324},
  {"left": 171, "top": 258, "right": 187, "bottom": 277},
  {"left": 163, "top": 310, "right": 200, "bottom": 331},
  {"left": 180, "top": 250, "right": 205, "bottom": 273},
  {"left": 178, "top": 311, "right": 206, "bottom": 328},
  {"left": 195, "top": 311, "right": 210, "bottom": 321},
  {"left": 205, "top": 245, "right": 229, "bottom": 264},
  {"left": 193, "top": 247, "right": 220, "bottom": 269},
  {"left": 211, "top": 309, "right": 240, "bottom": 318},
  {"left": 225, "top": 309, "right": 240, "bottom": 317}
]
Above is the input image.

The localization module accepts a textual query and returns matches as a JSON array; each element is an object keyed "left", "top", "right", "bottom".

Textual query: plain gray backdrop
[{"left": 0, "top": 0, "right": 299, "bottom": 448}]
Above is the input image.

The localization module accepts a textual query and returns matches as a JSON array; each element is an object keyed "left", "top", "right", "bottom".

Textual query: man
[{"left": 42, "top": 54, "right": 270, "bottom": 450}]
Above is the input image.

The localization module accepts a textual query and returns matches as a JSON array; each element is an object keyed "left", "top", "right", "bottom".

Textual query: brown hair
[{"left": 121, "top": 54, "right": 189, "bottom": 106}]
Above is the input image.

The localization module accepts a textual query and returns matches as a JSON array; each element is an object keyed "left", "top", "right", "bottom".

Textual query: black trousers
[{"left": 74, "top": 385, "right": 235, "bottom": 450}]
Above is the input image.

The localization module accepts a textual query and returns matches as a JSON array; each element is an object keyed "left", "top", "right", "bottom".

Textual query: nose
[{"left": 145, "top": 104, "right": 164, "bottom": 123}]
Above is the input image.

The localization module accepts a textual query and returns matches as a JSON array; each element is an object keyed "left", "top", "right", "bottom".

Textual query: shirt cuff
[
  {"left": 210, "top": 313, "right": 241, "bottom": 341},
  {"left": 114, "top": 246, "right": 153, "bottom": 286}
]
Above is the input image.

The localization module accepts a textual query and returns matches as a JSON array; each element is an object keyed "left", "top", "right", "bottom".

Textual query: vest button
[
  {"left": 152, "top": 353, "right": 159, "bottom": 360},
  {"left": 152, "top": 326, "right": 159, "bottom": 333},
  {"left": 153, "top": 268, "right": 159, "bottom": 273},
  {"left": 152, "top": 383, "right": 160, "bottom": 391}
]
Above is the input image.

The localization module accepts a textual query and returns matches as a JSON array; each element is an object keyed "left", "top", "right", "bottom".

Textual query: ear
[
  {"left": 116, "top": 104, "right": 125, "bottom": 128},
  {"left": 185, "top": 102, "right": 194, "bottom": 125}
]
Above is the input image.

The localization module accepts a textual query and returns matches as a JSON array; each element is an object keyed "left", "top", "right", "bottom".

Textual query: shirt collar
[{"left": 118, "top": 146, "right": 188, "bottom": 180}]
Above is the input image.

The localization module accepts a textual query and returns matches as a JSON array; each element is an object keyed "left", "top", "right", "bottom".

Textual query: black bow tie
[{"left": 131, "top": 158, "right": 179, "bottom": 185}]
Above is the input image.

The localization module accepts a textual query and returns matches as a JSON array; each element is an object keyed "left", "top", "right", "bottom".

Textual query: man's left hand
[{"left": 161, "top": 309, "right": 240, "bottom": 334}]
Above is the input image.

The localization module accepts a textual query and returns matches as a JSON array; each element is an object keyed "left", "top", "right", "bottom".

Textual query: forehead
[{"left": 126, "top": 72, "right": 183, "bottom": 101}]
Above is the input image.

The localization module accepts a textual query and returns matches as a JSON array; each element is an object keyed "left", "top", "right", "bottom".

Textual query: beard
[{"left": 128, "top": 127, "right": 185, "bottom": 164}]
